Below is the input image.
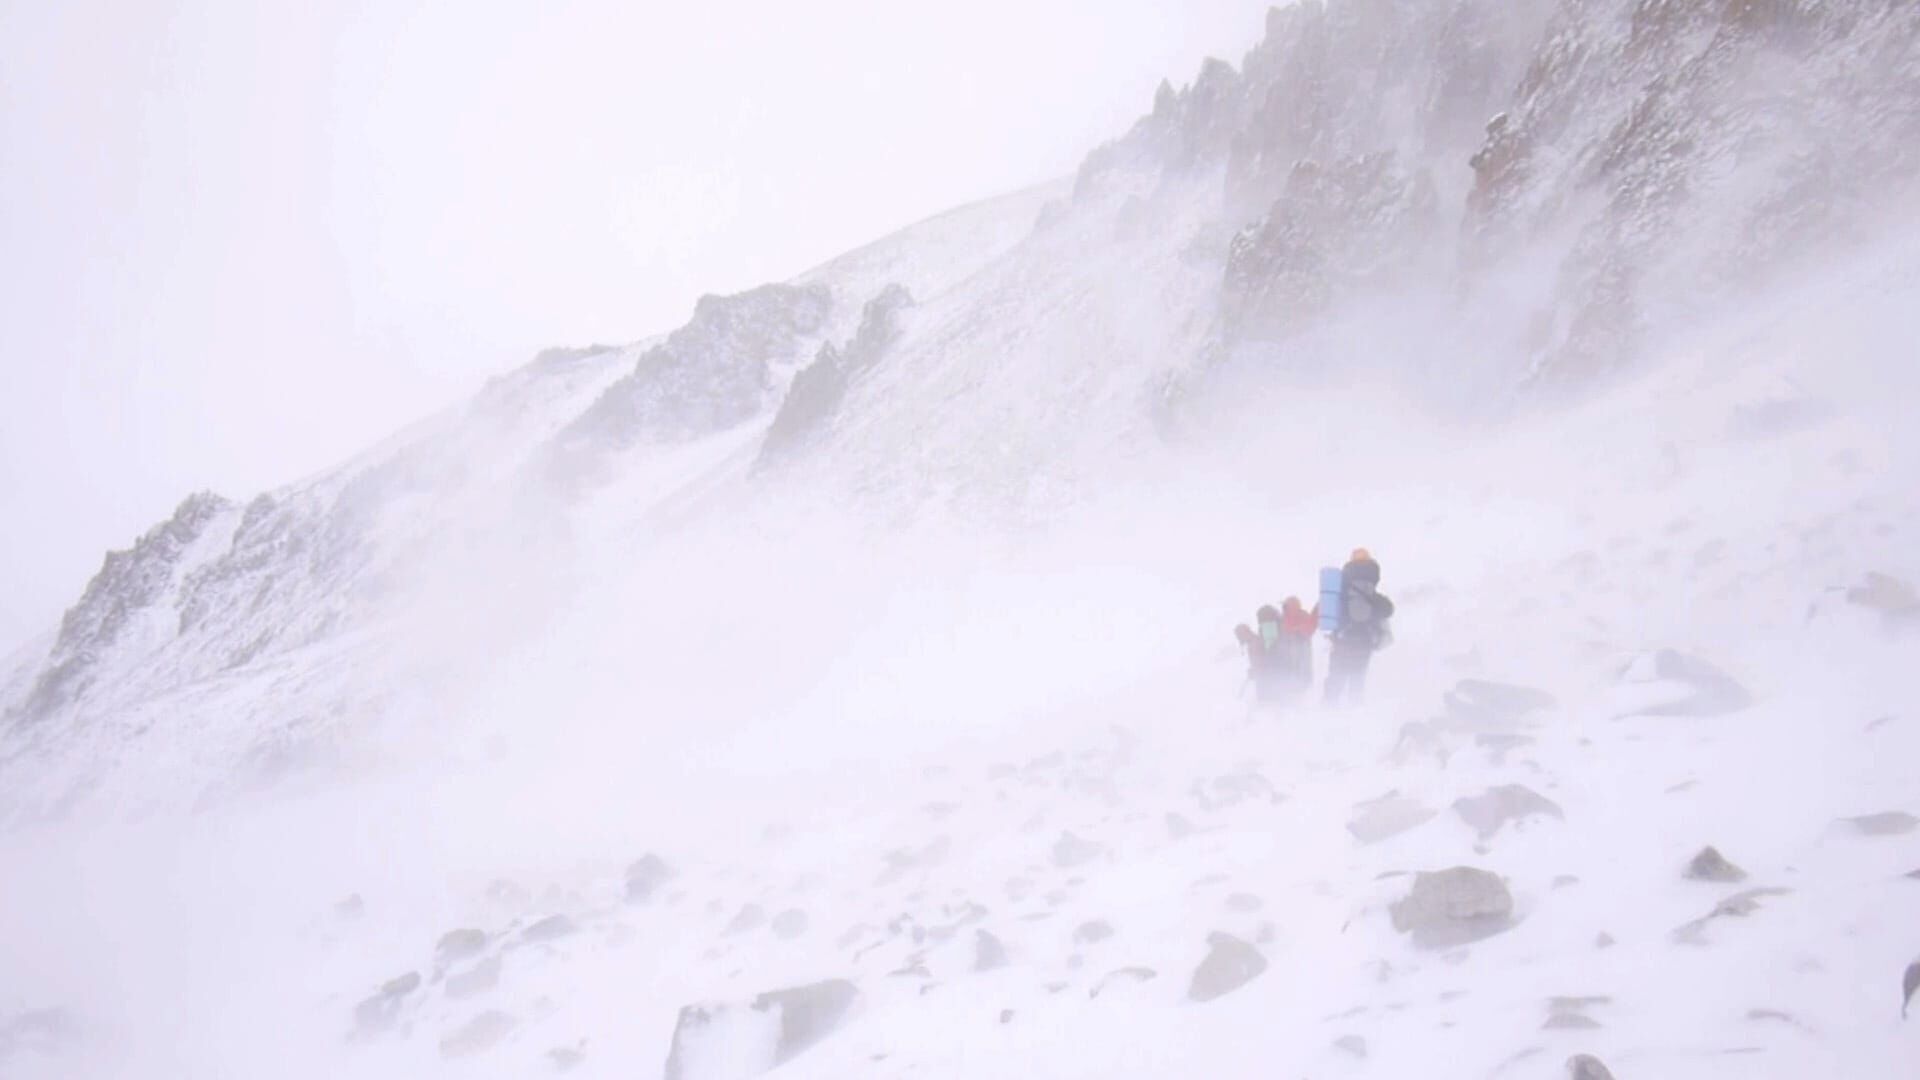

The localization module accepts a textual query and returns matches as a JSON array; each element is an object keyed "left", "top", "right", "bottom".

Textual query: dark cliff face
[
  {"left": 758, "top": 285, "right": 915, "bottom": 466},
  {"left": 559, "top": 283, "right": 835, "bottom": 457},
  {"left": 1077, "top": 0, "right": 1920, "bottom": 381}
]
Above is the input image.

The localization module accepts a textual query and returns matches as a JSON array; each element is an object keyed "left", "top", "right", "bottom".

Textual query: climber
[
  {"left": 1324, "top": 549, "right": 1395, "bottom": 707},
  {"left": 1276, "top": 596, "right": 1320, "bottom": 688},
  {"left": 1237, "top": 599, "right": 1318, "bottom": 708}
]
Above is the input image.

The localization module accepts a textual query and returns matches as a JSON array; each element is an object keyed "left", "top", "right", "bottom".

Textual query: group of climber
[{"left": 1234, "top": 549, "right": 1395, "bottom": 709}]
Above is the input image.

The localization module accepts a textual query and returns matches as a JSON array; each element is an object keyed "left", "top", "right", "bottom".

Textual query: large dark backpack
[{"left": 1341, "top": 587, "right": 1396, "bottom": 646}]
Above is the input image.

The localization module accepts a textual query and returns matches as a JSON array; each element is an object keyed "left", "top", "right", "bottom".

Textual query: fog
[
  {"left": 4, "top": 0, "right": 1920, "bottom": 1077},
  {"left": 0, "top": 0, "right": 1272, "bottom": 648}
]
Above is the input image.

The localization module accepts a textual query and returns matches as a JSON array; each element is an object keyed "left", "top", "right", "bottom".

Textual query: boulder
[
  {"left": 1684, "top": 846, "right": 1747, "bottom": 883},
  {"left": 974, "top": 930, "right": 1009, "bottom": 972},
  {"left": 1567, "top": 1054, "right": 1616, "bottom": 1080},
  {"left": 1453, "top": 785, "right": 1564, "bottom": 840},
  {"left": 663, "top": 979, "right": 859, "bottom": 1080},
  {"left": 1187, "top": 932, "right": 1268, "bottom": 1002},
  {"left": 1388, "top": 867, "right": 1515, "bottom": 949},
  {"left": 435, "top": 928, "right": 489, "bottom": 966},
  {"left": 1073, "top": 920, "right": 1115, "bottom": 945},
  {"left": 626, "top": 855, "right": 676, "bottom": 902}
]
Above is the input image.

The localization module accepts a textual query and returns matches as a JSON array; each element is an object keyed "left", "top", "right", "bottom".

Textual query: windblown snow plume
[{"left": 3, "top": 1, "right": 1919, "bottom": 1078}]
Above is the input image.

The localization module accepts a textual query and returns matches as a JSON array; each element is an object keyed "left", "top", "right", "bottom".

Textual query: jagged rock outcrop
[
  {"left": 1078, "top": 0, "right": 1920, "bottom": 382},
  {"left": 13, "top": 493, "right": 233, "bottom": 722},
  {"left": 562, "top": 284, "right": 833, "bottom": 457},
  {"left": 1223, "top": 152, "right": 1440, "bottom": 342},
  {"left": 1467, "top": 0, "right": 1920, "bottom": 382},
  {"left": 758, "top": 285, "right": 913, "bottom": 465}
]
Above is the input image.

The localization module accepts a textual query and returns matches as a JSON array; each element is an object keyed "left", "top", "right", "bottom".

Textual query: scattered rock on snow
[
  {"left": 1388, "top": 868, "right": 1515, "bottom": 949},
  {"left": 1188, "top": 932, "right": 1268, "bottom": 1002},
  {"left": 439, "top": 1010, "right": 516, "bottom": 1060},
  {"left": 1225, "top": 892, "right": 1264, "bottom": 913},
  {"left": 1452, "top": 785, "right": 1564, "bottom": 840},
  {"left": 771, "top": 909, "right": 809, "bottom": 940},
  {"left": 1903, "top": 960, "right": 1919, "bottom": 1019},
  {"left": 1685, "top": 846, "right": 1748, "bottom": 884},
  {"left": 1844, "top": 811, "right": 1918, "bottom": 837},
  {"left": 1333, "top": 1034, "right": 1368, "bottom": 1058}
]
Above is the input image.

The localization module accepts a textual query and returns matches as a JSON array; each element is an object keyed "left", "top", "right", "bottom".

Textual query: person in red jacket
[
  {"left": 1277, "top": 596, "right": 1320, "bottom": 688},
  {"left": 1236, "top": 597, "right": 1320, "bottom": 707}
]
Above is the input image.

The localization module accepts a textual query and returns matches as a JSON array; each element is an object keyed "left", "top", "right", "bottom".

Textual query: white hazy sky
[{"left": 0, "top": 0, "right": 1272, "bottom": 649}]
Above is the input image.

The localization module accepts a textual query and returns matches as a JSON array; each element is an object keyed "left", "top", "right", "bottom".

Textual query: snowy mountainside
[
  {"left": 2, "top": 3, "right": 1920, "bottom": 1076},
  {"left": 7, "top": 0, "right": 1918, "bottom": 806},
  {"left": 0, "top": 185, "right": 1058, "bottom": 813},
  {"left": 4, "top": 230, "right": 1917, "bottom": 1079}
]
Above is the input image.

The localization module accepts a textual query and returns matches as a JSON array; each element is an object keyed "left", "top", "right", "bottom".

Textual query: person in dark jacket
[{"left": 1324, "top": 549, "right": 1394, "bottom": 707}]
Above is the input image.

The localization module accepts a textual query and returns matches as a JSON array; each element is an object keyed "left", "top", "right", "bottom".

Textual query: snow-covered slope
[
  {"left": 4, "top": 229, "right": 1917, "bottom": 1078},
  {"left": 3, "top": 1, "right": 1920, "bottom": 1077}
]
